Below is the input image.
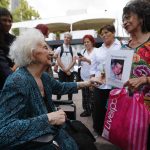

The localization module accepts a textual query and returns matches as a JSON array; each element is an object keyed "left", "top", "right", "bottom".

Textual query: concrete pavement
[{"left": 52, "top": 90, "right": 121, "bottom": 149}]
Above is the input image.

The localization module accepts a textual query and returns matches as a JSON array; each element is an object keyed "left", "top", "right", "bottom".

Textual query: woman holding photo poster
[
  {"left": 122, "top": 0, "right": 150, "bottom": 148},
  {"left": 90, "top": 25, "right": 121, "bottom": 136}
]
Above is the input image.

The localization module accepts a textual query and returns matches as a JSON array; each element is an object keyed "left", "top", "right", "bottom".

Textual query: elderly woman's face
[
  {"left": 122, "top": 12, "right": 141, "bottom": 34},
  {"left": 100, "top": 29, "right": 115, "bottom": 45},
  {"left": 32, "top": 41, "right": 53, "bottom": 66}
]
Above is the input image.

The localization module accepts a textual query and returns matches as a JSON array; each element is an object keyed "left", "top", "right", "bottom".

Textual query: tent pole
[{"left": 70, "top": 23, "right": 73, "bottom": 32}]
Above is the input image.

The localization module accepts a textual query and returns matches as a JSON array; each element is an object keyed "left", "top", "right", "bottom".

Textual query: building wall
[{"left": 10, "top": 0, "right": 19, "bottom": 11}]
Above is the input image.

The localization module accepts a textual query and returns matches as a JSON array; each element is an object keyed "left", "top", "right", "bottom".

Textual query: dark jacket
[{"left": 0, "top": 31, "right": 15, "bottom": 90}]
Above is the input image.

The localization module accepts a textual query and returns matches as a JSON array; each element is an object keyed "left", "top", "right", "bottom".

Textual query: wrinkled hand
[
  {"left": 124, "top": 76, "right": 147, "bottom": 91},
  {"left": 47, "top": 109, "right": 66, "bottom": 125}
]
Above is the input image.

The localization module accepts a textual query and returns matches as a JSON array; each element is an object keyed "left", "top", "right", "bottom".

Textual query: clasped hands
[
  {"left": 79, "top": 75, "right": 105, "bottom": 89},
  {"left": 88, "top": 76, "right": 104, "bottom": 87}
]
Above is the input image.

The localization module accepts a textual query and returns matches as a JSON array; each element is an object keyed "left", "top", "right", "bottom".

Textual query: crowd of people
[{"left": 0, "top": 0, "right": 150, "bottom": 149}]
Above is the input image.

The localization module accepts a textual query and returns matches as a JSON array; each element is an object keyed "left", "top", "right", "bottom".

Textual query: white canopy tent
[{"left": 12, "top": 12, "right": 128, "bottom": 37}]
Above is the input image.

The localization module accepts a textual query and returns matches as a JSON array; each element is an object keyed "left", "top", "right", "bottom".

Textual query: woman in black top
[{"left": 0, "top": 7, "right": 15, "bottom": 90}]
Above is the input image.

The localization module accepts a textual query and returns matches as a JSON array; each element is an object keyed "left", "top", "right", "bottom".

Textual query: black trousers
[
  {"left": 81, "top": 86, "right": 94, "bottom": 114},
  {"left": 92, "top": 88, "right": 111, "bottom": 135},
  {"left": 57, "top": 70, "right": 74, "bottom": 100}
]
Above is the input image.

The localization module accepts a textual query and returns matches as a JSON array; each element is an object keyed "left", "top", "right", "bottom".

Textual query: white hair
[
  {"left": 64, "top": 32, "right": 72, "bottom": 39},
  {"left": 9, "top": 28, "right": 45, "bottom": 67}
]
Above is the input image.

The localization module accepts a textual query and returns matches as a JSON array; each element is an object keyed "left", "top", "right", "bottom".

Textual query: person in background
[
  {"left": 90, "top": 24, "right": 121, "bottom": 136},
  {"left": 0, "top": 7, "right": 15, "bottom": 90},
  {"left": 122, "top": 1, "right": 150, "bottom": 148},
  {"left": 56, "top": 32, "right": 76, "bottom": 100},
  {"left": 35, "top": 24, "right": 54, "bottom": 77},
  {"left": 35, "top": 24, "right": 49, "bottom": 38},
  {"left": 78, "top": 34, "right": 97, "bottom": 117},
  {"left": 0, "top": 28, "right": 102, "bottom": 149}
]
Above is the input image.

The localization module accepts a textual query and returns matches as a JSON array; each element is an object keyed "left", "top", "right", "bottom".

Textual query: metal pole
[{"left": 70, "top": 23, "right": 73, "bottom": 32}]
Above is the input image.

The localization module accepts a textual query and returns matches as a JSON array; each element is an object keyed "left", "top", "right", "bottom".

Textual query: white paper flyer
[{"left": 105, "top": 50, "right": 134, "bottom": 88}]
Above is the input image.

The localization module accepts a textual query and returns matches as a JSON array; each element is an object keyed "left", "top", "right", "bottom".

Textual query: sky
[
  {"left": 27, "top": 0, "right": 130, "bottom": 19},
  {"left": 26, "top": 0, "right": 130, "bottom": 36}
]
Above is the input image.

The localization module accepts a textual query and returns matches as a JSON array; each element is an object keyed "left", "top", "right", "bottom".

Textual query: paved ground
[
  {"left": 52, "top": 90, "right": 121, "bottom": 149},
  {"left": 52, "top": 90, "right": 93, "bottom": 131}
]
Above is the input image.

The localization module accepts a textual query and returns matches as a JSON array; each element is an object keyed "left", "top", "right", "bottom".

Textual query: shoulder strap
[
  {"left": 60, "top": 45, "right": 73, "bottom": 57},
  {"left": 69, "top": 45, "right": 73, "bottom": 57},
  {"left": 83, "top": 49, "right": 86, "bottom": 55},
  {"left": 60, "top": 45, "right": 64, "bottom": 57}
]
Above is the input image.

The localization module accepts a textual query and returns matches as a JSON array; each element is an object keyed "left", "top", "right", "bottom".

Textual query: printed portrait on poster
[
  {"left": 110, "top": 59, "right": 124, "bottom": 81},
  {"left": 105, "top": 50, "right": 134, "bottom": 88}
]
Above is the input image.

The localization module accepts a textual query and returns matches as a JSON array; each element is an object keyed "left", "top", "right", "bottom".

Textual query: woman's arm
[
  {"left": 79, "top": 56, "right": 91, "bottom": 65},
  {"left": 76, "top": 77, "right": 103, "bottom": 89},
  {"left": 0, "top": 77, "right": 58, "bottom": 147},
  {"left": 50, "top": 74, "right": 102, "bottom": 94},
  {"left": 50, "top": 77, "right": 78, "bottom": 95}
]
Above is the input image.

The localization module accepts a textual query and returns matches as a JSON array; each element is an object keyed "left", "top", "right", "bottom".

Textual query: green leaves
[
  {"left": 0, "top": 0, "right": 9, "bottom": 8},
  {"left": 12, "top": 0, "right": 40, "bottom": 22}
]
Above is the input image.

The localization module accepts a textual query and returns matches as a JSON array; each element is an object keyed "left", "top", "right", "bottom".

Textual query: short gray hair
[
  {"left": 64, "top": 32, "right": 72, "bottom": 39},
  {"left": 9, "top": 28, "right": 45, "bottom": 67}
]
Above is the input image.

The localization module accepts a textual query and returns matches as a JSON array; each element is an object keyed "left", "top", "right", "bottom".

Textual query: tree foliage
[
  {"left": 0, "top": 0, "right": 40, "bottom": 35},
  {"left": 0, "top": 0, "right": 9, "bottom": 8},
  {"left": 12, "top": 0, "right": 40, "bottom": 22},
  {"left": 0, "top": 0, "right": 40, "bottom": 22}
]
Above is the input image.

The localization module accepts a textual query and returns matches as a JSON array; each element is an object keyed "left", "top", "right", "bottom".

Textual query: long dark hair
[
  {"left": 0, "top": 7, "right": 13, "bottom": 20},
  {"left": 0, "top": 7, "right": 13, "bottom": 42},
  {"left": 0, "top": 8, "right": 15, "bottom": 67}
]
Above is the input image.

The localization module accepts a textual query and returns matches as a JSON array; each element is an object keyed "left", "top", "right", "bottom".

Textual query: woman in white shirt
[
  {"left": 78, "top": 35, "right": 97, "bottom": 117},
  {"left": 90, "top": 25, "right": 121, "bottom": 135}
]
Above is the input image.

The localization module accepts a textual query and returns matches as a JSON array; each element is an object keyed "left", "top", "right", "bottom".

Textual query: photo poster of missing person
[{"left": 105, "top": 50, "right": 134, "bottom": 88}]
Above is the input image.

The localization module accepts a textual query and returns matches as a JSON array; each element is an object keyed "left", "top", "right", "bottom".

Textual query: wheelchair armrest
[{"left": 52, "top": 100, "right": 73, "bottom": 105}]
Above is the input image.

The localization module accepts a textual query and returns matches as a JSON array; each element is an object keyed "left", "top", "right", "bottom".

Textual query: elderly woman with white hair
[{"left": 0, "top": 29, "right": 102, "bottom": 149}]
